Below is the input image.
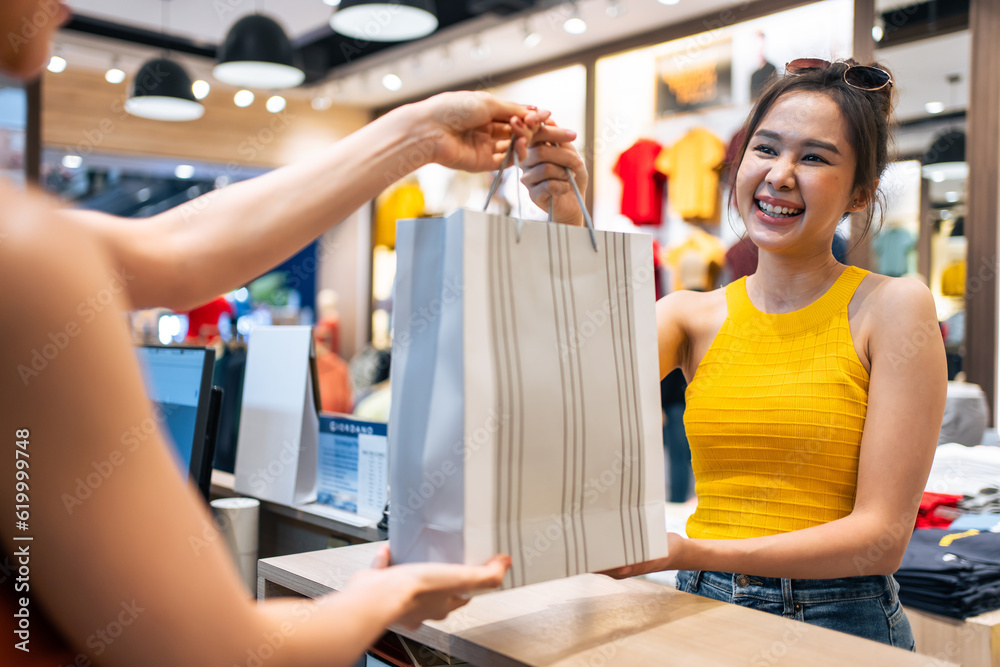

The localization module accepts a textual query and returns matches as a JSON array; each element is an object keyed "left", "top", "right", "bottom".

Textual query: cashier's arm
[
  {"left": 626, "top": 278, "right": 949, "bottom": 580},
  {"left": 0, "top": 196, "right": 505, "bottom": 666},
  {"left": 58, "top": 92, "right": 538, "bottom": 312}
]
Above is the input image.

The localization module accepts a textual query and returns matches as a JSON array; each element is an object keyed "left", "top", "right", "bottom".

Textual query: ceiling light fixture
[
  {"left": 382, "top": 73, "right": 403, "bottom": 91},
  {"left": 47, "top": 54, "right": 67, "bottom": 73},
  {"left": 563, "top": 3, "right": 587, "bottom": 34},
  {"left": 470, "top": 36, "right": 490, "bottom": 61},
  {"left": 606, "top": 0, "right": 626, "bottom": 18},
  {"left": 330, "top": 1, "right": 438, "bottom": 42},
  {"left": 523, "top": 20, "right": 541, "bottom": 48},
  {"left": 234, "top": 90, "right": 255, "bottom": 107},
  {"left": 125, "top": 58, "right": 205, "bottom": 121},
  {"left": 126, "top": 2, "right": 205, "bottom": 122},
  {"left": 266, "top": 95, "right": 286, "bottom": 113},
  {"left": 105, "top": 58, "right": 126, "bottom": 84},
  {"left": 214, "top": 14, "right": 305, "bottom": 89},
  {"left": 922, "top": 130, "right": 967, "bottom": 182},
  {"left": 192, "top": 79, "right": 211, "bottom": 100}
]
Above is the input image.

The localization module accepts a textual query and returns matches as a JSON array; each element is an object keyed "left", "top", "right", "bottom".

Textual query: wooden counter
[{"left": 258, "top": 542, "right": 950, "bottom": 667}]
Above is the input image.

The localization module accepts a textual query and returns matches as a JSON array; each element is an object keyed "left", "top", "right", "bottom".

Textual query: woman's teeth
[{"left": 757, "top": 199, "right": 803, "bottom": 217}]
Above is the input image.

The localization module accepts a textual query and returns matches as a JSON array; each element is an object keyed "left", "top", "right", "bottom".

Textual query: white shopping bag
[
  {"left": 389, "top": 202, "right": 667, "bottom": 588},
  {"left": 234, "top": 326, "right": 320, "bottom": 505}
]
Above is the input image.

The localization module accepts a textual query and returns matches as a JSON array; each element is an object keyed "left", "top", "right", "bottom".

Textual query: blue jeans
[
  {"left": 676, "top": 570, "right": 915, "bottom": 651},
  {"left": 664, "top": 403, "right": 691, "bottom": 503}
]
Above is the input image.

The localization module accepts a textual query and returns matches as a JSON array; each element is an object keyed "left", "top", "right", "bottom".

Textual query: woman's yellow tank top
[{"left": 684, "top": 266, "right": 870, "bottom": 539}]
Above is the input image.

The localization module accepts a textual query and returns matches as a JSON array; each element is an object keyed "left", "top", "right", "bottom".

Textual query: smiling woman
[{"left": 520, "top": 58, "right": 948, "bottom": 651}]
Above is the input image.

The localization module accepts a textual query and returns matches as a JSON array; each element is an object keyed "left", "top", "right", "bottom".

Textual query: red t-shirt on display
[{"left": 613, "top": 139, "right": 665, "bottom": 226}]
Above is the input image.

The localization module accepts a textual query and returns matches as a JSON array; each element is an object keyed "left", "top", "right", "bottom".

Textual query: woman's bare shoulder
[{"left": 0, "top": 185, "right": 112, "bottom": 323}]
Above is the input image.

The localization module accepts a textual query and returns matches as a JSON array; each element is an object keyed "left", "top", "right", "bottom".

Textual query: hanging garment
[
  {"left": 941, "top": 261, "right": 966, "bottom": 297},
  {"left": 664, "top": 228, "right": 726, "bottom": 291},
  {"left": 655, "top": 128, "right": 726, "bottom": 222},
  {"left": 872, "top": 226, "right": 915, "bottom": 277},
  {"left": 612, "top": 138, "right": 666, "bottom": 226},
  {"left": 375, "top": 180, "right": 425, "bottom": 249}
]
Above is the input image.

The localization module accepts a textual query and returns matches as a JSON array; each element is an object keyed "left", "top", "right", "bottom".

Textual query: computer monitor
[{"left": 135, "top": 345, "right": 217, "bottom": 499}]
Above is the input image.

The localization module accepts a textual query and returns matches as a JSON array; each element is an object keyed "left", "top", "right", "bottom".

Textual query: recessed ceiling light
[
  {"left": 105, "top": 67, "right": 126, "bottom": 84},
  {"left": 192, "top": 80, "right": 211, "bottom": 100},
  {"left": 175, "top": 164, "right": 195, "bottom": 179},
  {"left": 471, "top": 39, "right": 490, "bottom": 61},
  {"left": 48, "top": 55, "right": 67, "bottom": 73},
  {"left": 382, "top": 73, "right": 403, "bottom": 91},
  {"left": 234, "top": 90, "right": 255, "bottom": 108},
  {"left": 563, "top": 17, "right": 587, "bottom": 34},
  {"left": 925, "top": 101, "right": 946, "bottom": 114},
  {"left": 266, "top": 96, "right": 286, "bottom": 113},
  {"left": 607, "top": 0, "right": 626, "bottom": 17}
]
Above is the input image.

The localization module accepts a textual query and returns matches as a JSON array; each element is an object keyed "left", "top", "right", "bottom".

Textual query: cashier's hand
[
  {"left": 516, "top": 114, "right": 587, "bottom": 228},
  {"left": 598, "top": 532, "right": 686, "bottom": 578},
  {"left": 346, "top": 544, "right": 510, "bottom": 630},
  {"left": 409, "top": 91, "right": 547, "bottom": 173}
]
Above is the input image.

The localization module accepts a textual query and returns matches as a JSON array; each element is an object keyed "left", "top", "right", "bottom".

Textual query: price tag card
[{"left": 317, "top": 414, "right": 388, "bottom": 520}]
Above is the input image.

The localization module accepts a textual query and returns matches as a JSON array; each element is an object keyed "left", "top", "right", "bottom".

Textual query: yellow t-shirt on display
[
  {"left": 941, "top": 261, "right": 966, "bottom": 297},
  {"left": 375, "top": 181, "right": 425, "bottom": 249},
  {"left": 655, "top": 128, "right": 726, "bottom": 222}
]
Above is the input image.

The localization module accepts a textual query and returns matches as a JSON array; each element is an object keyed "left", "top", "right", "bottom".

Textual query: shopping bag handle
[{"left": 484, "top": 142, "right": 598, "bottom": 252}]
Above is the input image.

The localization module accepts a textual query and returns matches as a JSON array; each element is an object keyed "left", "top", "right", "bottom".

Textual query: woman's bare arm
[
  {"left": 613, "top": 277, "right": 947, "bottom": 579},
  {"left": 0, "top": 195, "right": 505, "bottom": 667},
  {"left": 61, "top": 92, "right": 534, "bottom": 312}
]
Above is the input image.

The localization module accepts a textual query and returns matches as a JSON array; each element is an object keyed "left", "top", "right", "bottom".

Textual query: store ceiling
[
  {"left": 57, "top": 0, "right": 971, "bottom": 120},
  {"left": 60, "top": 0, "right": 746, "bottom": 107}
]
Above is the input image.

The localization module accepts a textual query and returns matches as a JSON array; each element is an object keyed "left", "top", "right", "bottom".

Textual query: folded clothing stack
[
  {"left": 896, "top": 528, "right": 1000, "bottom": 619},
  {"left": 916, "top": 492, "right": 962, "bottom": 528}
]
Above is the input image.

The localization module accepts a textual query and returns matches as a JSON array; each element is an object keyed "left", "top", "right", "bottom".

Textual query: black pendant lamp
[
  {"left": 330, "top": 0, "right": 438, "bottom": 42},
  {"left": 125, "top": 57, "right": 205, "bottom": 122},
  {"left": 214, "top": 14, "right": 305, "bottom": 89},
  {"left": 921, "top": 130, "right": 967, "bottom": 182}
]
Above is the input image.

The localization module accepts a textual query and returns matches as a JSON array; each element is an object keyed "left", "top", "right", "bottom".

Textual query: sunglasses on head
[{"left": 785, "top": 58, "right": 893, "bottom": 92}]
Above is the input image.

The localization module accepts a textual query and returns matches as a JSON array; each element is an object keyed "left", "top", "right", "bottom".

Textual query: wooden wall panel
[
  {"left": 966, "top": 0, "right": 1000, "bottom": 422},
  {"left": 41, "top": 67, "right": 369, "bottom": 168}
]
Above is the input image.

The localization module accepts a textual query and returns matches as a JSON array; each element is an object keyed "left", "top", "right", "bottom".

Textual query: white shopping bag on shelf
[
  {"left": 234, "top": 326, "right": 320, "bottom": 506},
  {"left": 389, "top": 194, "right": 667, "bottom": 588}
]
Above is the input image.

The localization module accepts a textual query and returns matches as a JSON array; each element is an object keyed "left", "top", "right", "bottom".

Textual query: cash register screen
[{"left": 135, "top": 345, "right": 215, "bottom": 480}]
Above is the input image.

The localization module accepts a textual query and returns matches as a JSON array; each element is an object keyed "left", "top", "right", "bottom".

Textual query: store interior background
[{"left": 0, "top": 0, "right": 990, "bottom": 452}]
